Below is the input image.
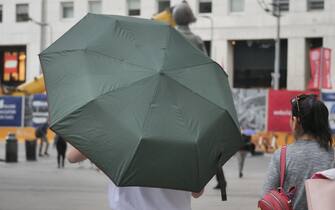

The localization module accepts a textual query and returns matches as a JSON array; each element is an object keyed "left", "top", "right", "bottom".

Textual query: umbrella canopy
[{"left": 40, "top": 14, "right": 242, "bottom": 195}]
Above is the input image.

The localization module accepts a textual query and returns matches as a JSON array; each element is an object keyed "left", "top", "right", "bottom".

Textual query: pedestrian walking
[
  {"left": 237, "top": 134, "right": 250, "bottom": 178},
  {"left": 67, "top": 147, "right": 204, "bottom": 210},
  {"left": 35, "top": 122, "right": 49, "bottom": 157},
  {"left": 237, "top": 131, "right": 257, "bottom": 178},
  {"left": 54, "top": 134, "right": 67, "bottom": 168},
  {"left": 261, "top": 94, "right": 334, "bottom": 210}
]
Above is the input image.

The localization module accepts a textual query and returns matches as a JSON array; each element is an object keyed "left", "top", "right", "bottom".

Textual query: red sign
[
  {"left": 267, "top": 89, "right": 319, "bottom": 132},
  {"left": 4, "top": 53, "right": 18, "bottom": 74},
  {"left": 322, "top": 48, "right": 332, "bottom": 89},
  {"left": 308, "top": 48, "right": 332, "bottom": 90}
]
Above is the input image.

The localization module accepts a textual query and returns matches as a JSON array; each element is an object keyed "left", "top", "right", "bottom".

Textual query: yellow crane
[
  {"left": 13, "top": 75, "right": 45, "bottom": 96},
  {"left": 152, "top": 8, "right": 176, "bottom": 27}
]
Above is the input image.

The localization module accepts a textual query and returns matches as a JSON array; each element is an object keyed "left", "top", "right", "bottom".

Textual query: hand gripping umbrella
[{"left": 40, "top": 14, "right": 242, "bottom": 200}]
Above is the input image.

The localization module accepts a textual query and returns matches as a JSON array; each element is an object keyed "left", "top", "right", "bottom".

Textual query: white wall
[
  {"left": 0, "top": 0, "right": 43, "bottom": 81},
  {"left": 192, "top": 0, "right": 335, "bottom": 90},
  {"left": 1, "top": 0, "right": 335, "bottom": 90}
]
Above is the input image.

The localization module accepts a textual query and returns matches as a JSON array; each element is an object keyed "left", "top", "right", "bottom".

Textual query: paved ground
[{"left": 0, "top": 141, "right": 271, "bottom": 210}]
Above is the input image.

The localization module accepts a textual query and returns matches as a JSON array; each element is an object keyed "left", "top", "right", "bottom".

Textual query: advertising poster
[
  {"left": 308, "top": 48, "right": 332, "bottom": 89},
  {"left": 31, "top": 94, "right": 48, "bottom": 128},
  {"left": 0, "top": 96, "right": 23, "bottom": 126},
  {"left": 232, "top": 88, "right": 267, "bottom": 131},
  {"left": 321, "top": 48, "right": 332, "bottom": 89},
  {"left": 321, "top": 90, "right": 335, "bottom": 133},
  {"left": 23, "top": 94, "right": 49, "bottom": 127},
  {"left": 267, "top": 90, "right": 319, "bottom": 132},
  {"left": 4, "top": 52, "right": 18, "bottom": 74}
]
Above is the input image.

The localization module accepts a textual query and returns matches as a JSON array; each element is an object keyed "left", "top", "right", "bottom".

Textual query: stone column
[{"left": 287, "top": 37, "right": 306, "bottom": 90}]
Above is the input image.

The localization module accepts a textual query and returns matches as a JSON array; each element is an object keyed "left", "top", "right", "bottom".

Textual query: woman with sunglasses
[{"left": 261, "top": 94, "right": 334, "bottom": 210}]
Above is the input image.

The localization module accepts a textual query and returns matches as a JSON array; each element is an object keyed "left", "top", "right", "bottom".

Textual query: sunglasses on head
[{"left": 291, "top": 94, "right": 317, "bottom": 115}]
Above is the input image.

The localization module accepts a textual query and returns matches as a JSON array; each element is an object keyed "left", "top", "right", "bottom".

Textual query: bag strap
[
  {"left": 280, "top": 146, "right": 287, "bottom": 189},
  {"left": 216, "top": 166, "right": 227, "bottom": 201},
  {"left": 217, "top": 153, "right": 227, "bottom": 201}
]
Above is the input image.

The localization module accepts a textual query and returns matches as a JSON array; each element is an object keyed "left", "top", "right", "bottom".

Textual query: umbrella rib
[
  {"left": 86, "top": 49, "right": 157, "bottom": 72},
  {"left": 159, "top": 26, "right": 174, "bottom": 71},
  {"left": 49, "top": 74, "right": 158, "bottom": 127},
  {"left": 164, "top": 74, "right": 239, "bottom": 129},
  {"left": 140, "top": 77, "right": 161, "bottom": 134},
  {"left": 165, "top": 74, "right": 225, "bottom": 111},
  {"left": 193, "top": 143, "right": 201, "bottom": 190},
  {"left": 119, "top": 77, "right": 161, "bottom": 184},
  {"left": 41, "top": 49, "right": 157, "bottom": 73},
  {"left": 163, "top": 61, "right": 228, "bottom": 77}
]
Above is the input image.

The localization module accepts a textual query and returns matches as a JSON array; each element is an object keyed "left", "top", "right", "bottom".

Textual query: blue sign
[
  {"left": 32, "top": 94, "right": 48, "bottom": 128},
  {"left": 321, "top": 91, "right": 335, "bottom": 133},
  {"left": 0, "top": 96, "right": 23, "bottom": 126}
]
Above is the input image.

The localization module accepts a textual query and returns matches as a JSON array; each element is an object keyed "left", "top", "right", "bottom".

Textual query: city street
[{"left": 0, "top": 142, "right": 271, "bottom": 210}]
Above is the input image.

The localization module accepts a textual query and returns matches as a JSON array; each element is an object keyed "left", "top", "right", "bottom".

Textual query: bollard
[
  {"left": 5, "top": 133, "right": 18, "bottom": 163},
  {"left": 25, "top": 139, "right": 37, "bottom": 161}
]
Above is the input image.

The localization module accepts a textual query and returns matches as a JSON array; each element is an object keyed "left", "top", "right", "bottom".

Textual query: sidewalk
[{"left": 0, "top": 142, "right": 271, "bottom": 210}]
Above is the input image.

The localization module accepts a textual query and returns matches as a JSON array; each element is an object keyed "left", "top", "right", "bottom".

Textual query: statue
[{"left": 172, "top": 1, "right": 208, "bottom": 55}]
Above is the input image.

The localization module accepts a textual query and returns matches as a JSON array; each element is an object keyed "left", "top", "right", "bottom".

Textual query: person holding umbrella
[
  {"left": 40, "top": 13, "right": 242, "bottom": 203},
  {"left": 67, "top": 147, "right": 204, "bottom": 210}
]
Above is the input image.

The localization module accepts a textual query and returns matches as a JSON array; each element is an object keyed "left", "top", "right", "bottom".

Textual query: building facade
[{"left": 0, "top": 0, "right": 334, "bottom": 90}]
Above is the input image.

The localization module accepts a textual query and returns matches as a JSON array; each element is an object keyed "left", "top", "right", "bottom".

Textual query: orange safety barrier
[
  {"left": 251, "top": 131, "right": 295, "bottom": 153},
  {"left": 251, "top": 131, "right": 335, "bottom": 153},
  {"left": 0, "top": 127, "right": 55, "bottom": 143}
]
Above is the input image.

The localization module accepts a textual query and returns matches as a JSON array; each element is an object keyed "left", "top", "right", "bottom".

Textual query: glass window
[
  {"left": 0, "top": 5, "right": 2, "bottom": 22},
  {"left": 233, "top": 40, "right": 287, "bottom": 88},
  {"left": 88, "top": 1, "right": 102, "bottom": 14},
  {"left": 273, "top": 0, "right": 289, "bottom": 12},
  {"left": 204, "top": 41, "right": 211, "bottom": 57},
  {"left": 230, "top": 0, "right": 245, "bottom": 12},
  {"left": 61, "top": 2, "right": 74, "bottom": 19},
  {"left": 128, "top": 0, "right": 141, "bottom": 16},
  {"left": 157, "top": 0, "right": 170, "bottom": 13},
  {"left": 308, "top": 0, "right": 324, "bottom": 10},
  {"left": 1, "top": 46, "right": 27, "bottom": 86},
  {"left": 16, "top": 4, "right": 29, "bottom": 22},
  {"left": 199, "top": 0, "right": 212, "bottom": 13}
]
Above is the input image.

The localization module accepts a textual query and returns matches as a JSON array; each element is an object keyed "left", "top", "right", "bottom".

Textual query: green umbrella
[{"left": 40, "top": 14, "right": 242, "bottom": 200}]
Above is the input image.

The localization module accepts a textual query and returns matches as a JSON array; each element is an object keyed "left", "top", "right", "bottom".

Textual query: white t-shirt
[{"left": 108, "top": 182, "right": 191, "bottom": 210}]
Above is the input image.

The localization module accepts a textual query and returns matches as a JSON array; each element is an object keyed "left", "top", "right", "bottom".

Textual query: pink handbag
[{"left": 305, "top": 151, "right": 335, "bottom": 210}]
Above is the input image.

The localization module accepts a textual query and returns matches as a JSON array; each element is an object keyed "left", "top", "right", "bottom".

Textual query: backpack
[{"left": 258, "top": 146, "right": 296, "bottom": 210}]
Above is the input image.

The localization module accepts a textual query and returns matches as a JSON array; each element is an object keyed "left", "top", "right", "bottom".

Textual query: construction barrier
[{"left": 0, "top": 127, "right": 55, "bottom": 143}]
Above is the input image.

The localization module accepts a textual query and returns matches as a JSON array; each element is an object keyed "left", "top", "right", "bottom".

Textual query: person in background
[
  {"left": 237, "top": 134, "right": 251, "bottom": 178},
  {"left": 54, "top": 134, "right": 67, "bottom": 168},
  {"left": 67, "top": 147, "right": 204, "bottom": 210},
  {"left": 261, "top": 94, "right": 334, "bottom": 210},
  {"left": 35, "top": 122, "right": 49, "bottom": 157}
]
